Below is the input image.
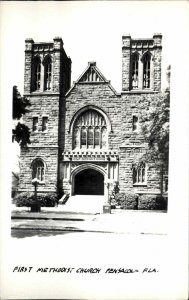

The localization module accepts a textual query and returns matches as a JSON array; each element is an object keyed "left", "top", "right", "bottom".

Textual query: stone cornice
[{"left": 26, "top": 146, "right": 58, "bottom": 148}]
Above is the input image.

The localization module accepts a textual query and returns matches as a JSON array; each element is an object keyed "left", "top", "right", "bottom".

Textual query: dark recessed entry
[{"left": 74, "top": 169, "right": 104, "bottom": 195}]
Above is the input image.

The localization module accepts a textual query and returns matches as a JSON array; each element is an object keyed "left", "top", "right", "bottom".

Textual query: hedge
[
  {"left": 111, "top": 192, "right": 167, "bottom": 210},
  {"left": 13, "top": 192, "right": 58, "bottom": 207},
  {"left": 113, "top": 192, "right": 138, "bottom": 210},
  {"left": 138, "top": 194, "right": 167, "bottom": 210}
]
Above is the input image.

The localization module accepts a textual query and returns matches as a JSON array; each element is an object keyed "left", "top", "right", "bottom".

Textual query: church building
[{"left": 18, "top": 34, "right": 165, "bottom": 203}]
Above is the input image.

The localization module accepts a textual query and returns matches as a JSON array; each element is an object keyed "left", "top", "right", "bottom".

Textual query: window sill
[
  {"left": 133, "top": 183, "right": 147, "bottom": 187},
  {"left": 122, "top": 90, "right": 157, "bottom": 94},
  {"left": 38, "top": 181, "right": 45, "bottom": 185}
]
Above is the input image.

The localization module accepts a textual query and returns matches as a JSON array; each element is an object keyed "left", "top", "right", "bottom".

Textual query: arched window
[
  {"left": 133, "top": 163, "right": 146, "bottom": 185},
  {"left": 32, "top": 159, "right": 45, "bottom": 182},
  {"left": 32, "top": 56, "right": 41, "bottom": 91},
  {"left": 131, "top": 52, "right": 139, "bottom": 89},
  {"left": 142, "top": 52, "right": 151, "bottom": 88},
  {"left": 73, "top": 109, "right": 107, "bottom": 149},
  {"left": 44, "top": 56, "right": 52, "bottom": 91}
]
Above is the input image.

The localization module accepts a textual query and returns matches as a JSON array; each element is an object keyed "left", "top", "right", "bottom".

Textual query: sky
[
  {"left": 0, "top": 1, "right": 186, "bottom": 94},
  {"left": 0, "top": 1, "right": 188, "bottom": 175}
]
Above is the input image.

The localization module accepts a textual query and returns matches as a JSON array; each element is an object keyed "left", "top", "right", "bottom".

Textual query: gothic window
[
  {"left": 32, "top": 159, "right": 45, "bottom": 182},
  {"left": 33, "top": 117, "right": 38, "bottom": 132},
  {"left": 81, "top": 127, "right": 87, "bottom": 146},
  {"left": 74, "top": 127, "right": 80, "bottom": 148},
  {"left": 131, "top": 53, "right": 139, "bottom": 89},
  {"left": 94, "top": 127, "right": 100, "bottom": 147},
  {"left": 73, "top": 109, "right": 107, "bottom": 149},
  {"left": 132, "top": 115, "right": 139, "bottom": 132},
  {"left": 44, "top": 56, "right": 52, "bottom": 91},
  {"left": 143, "top": 52, "right": 151, "bottom": 88},
  {"left": 133, "top": 163, "right": 146, "bottom": 184},
  {"left": 32, "top": 56, "right": 41, "bottom": 91},
  {"left": 42, "top": 117, "right": 48, "bottom": 132}
]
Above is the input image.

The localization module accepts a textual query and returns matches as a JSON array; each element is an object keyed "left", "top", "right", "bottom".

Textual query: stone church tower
[{"left": 18, "top": 34, "right": 164, "bottom": 202}]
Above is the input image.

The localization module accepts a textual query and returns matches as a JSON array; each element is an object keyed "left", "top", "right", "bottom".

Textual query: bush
[
  {"left": 112, "top": 192, "right": 138, "bottom": 210},
  {"left": 138, "top": 194, "right": 167, "bottom": 210},
  {"left": 14, "top": 192, "right": 58, "bottom": 207}
]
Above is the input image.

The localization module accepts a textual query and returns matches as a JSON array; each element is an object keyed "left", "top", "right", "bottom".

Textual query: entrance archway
[{"left": 74, "top": 169, "right": 104, "bottom": 195}]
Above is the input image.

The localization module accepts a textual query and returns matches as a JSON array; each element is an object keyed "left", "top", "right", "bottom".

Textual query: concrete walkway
[{"left": 11, "top": 204, "right": 168, "bottom": 235}]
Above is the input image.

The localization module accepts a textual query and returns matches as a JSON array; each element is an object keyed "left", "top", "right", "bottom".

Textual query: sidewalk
[{"left": 11, "top": 204, "right": 168, "bottom": 235}]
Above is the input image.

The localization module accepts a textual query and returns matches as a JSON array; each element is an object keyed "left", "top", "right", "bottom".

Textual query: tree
[
  {"left": 138, "top": 91, "right": 170, "bottom": 169},
  {"left": 12, "top": 86, "right": 31, "bottom": 148}
]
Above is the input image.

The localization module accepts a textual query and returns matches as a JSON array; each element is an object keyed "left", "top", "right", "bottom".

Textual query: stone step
[{"left": 63, "top": 195, "right": 105, "bottom": 213}]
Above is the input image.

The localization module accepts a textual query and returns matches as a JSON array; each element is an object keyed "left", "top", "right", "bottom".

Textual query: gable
[
  {"left": 78, "top": 62, "right": 107, "bottom": 83},
  {"left": 66, "top": 62, "right": 119, "bottom": 97}
]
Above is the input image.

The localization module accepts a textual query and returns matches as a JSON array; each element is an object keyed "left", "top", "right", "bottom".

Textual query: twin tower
[{"left": 19, "top": 34, "right": 163, "bottom": 200}]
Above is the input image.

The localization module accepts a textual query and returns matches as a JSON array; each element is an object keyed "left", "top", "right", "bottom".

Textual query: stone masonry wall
[
  {"left": 19, "top": 147, "right": 58, "bottom": 193},
  {"left": 119, "top": 147, "right": 161, "bottom": 194},
  {"left": 64, "top": 83, "right": 122, "bottom": 152},
  {"left": 18, "top": 38, "right": 71, "bottom": 195},
  {"left": 119, "top": 92, "right": 162, "bottom": 194},
  {"left": 22, "top": 95, "right": 60, "bottom": 146}
]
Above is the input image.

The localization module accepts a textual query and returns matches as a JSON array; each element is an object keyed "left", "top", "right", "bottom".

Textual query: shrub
[
  {"left": 120, "top": 192, "right": 138, "bottom": 210},
  {"left": 138, "top": 194, "right": 167, "bottom": 210},
  {"left": 14, "top": 192, "right": 58, "bottom": 207},
  {"left": 111, "top": 192, "right": 138, "bottom": 209}
]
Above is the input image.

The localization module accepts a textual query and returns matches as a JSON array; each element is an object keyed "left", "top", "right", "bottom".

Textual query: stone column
[
  {"left": 138, "top": 58, "right": 143, "bottom": 89},
  {"left": 24, "top": 39, "right": 34, "bottom": 94},
  {"left": 122, "top": 35, "right": 131, "bottom": 91},
  {"left": 153, "top": 33, "right": 162, "bottom": 92}
]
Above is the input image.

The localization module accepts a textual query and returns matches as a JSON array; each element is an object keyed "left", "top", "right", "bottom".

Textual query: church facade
[{"left": 18, "top": 34, "right": 166, "bottom": 202}]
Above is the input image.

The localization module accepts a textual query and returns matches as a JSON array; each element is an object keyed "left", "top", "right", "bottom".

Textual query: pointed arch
[
  {"left": 141, "top": 51, "right": 152, "bottom": 88},
  {"left": 43, "top": 54, "right": 52, "bottom": 91},
  {"left": 32, "top": 55, "right": 41, "bottom": 91},
  {"left": 131, "top": 51, "right": 139, "bottom": 89},
  {"left": 31, "top": 158, "right": 46, "bottom": 182},
  {"left": 69, "top": 105, "right": 112, "bottom": 134},
  {"left": 69, "top": 105, "right": 112, "bottom": 150}
]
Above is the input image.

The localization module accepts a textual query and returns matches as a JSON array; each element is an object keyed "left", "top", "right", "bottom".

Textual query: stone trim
[
  {"left": 24, "top": 92, "right": 60, "bottom": 97},
  {"left": 62, "top": 150, "right": 119, "bottom": 162},
  {"left": 121, "top": 90, "right": 158, "bottom": 94},
  {"left": 136, "top": 191, "right": 161, "bottom": 195},
  {"left": 119, "top": 145, "right": 145, "bottom": 148},
  {"left": 26, "top": 146, "right": 58, "bottom": 148}
]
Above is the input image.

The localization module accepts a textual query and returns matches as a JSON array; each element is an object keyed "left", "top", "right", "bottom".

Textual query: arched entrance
[{"left": 74, "top": 169, "right": 104, "bottom": 195}]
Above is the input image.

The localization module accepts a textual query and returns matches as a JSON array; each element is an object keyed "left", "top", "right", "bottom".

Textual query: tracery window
[
  {"left": 32, "top": 56, "right": 41, "bottom": 91},
  {"left": 44, "top": 56, "right": 52, "bottom": 91},
  {"left": 32, "top": 159, "right": 45, "bottom": 182},
  {"left": 131, "top": 53, "right": 139, "bottom": 89},
  {"left": 143, "top": 52, "right": 151, "bottom": 88},
  {"left": 73, "top": 109, "right": 107, "bottom": 149},
  {"left": 133, "top": 163, "right": 146, "bottom": 185}
]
